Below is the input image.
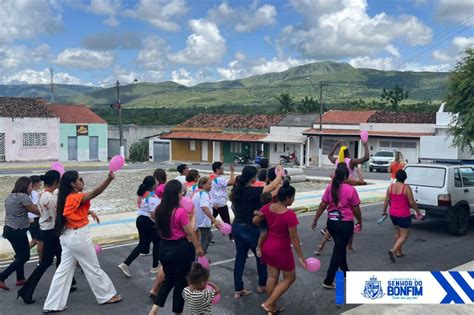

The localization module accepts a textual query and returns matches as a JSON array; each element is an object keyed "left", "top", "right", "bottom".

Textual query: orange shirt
[
  {"left": 390, "top": 161, "right": 405, "bottom": 179},
  {"left": 63, "top": 192, "right": 91, "bottom": 229}
]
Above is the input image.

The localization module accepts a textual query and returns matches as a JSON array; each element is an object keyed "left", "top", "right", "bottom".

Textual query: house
[
  {"left": 48, "top": 104, "right": 108, "bottom": 162},
  {"left": 303, "top": 110, "right": 436, "bottom": 166},
  {"left": 160, "top": 114, "right": 284, "bottom": 163},
  {"left": 147, "top": 134, "right": 171, "bottom": 162},
  {"left": 263, "top": 114, "right": 317, "bottom": 166},
  {"left": 0, "top": 97, "right": 60, "bottom": 162}
]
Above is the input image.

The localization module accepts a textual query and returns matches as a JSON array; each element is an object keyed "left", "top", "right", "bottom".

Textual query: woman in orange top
[
  {"left": 388, "top": 151, "right": 406, "bottom": 183},
  {"left": 43, "top": 171, "right": 121, "bottom": 313}
]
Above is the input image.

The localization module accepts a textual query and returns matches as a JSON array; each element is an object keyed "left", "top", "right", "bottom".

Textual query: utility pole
[
  {"left": 49, "top": 66, "right": 54, "bottom": 104},
  {"left": 306, "top": 77, "right": 328, "bottom": 168},
  {"left": 116, "top": 80, "right": 124, "bottom": 157}
]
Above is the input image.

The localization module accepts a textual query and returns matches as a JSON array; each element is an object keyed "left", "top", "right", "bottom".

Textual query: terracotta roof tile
[
  {"left": 303, "top": 128, "right": 433, "bottom": 138},
  {"left": 48, "top": 104, "right": 107, "bottom": 124},
  {"left": 160, "top": 131, "right": 267, "bottom": 142},
  {"left": 367, "top": 111, "right": 436, "bottom": 124},
  {"left": 316, "top": 110, "right": 377, "bottom": 125},
  {"left": 176, "top": 114, "right": 285, "bottom": 130},
  {"left": 0, "top": 97, "right": 55, "bottom": 118}
]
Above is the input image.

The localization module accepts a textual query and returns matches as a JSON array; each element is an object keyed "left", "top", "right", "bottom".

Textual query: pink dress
[{"left": 260, "top": 203, "right": 299, "bottom": 271}]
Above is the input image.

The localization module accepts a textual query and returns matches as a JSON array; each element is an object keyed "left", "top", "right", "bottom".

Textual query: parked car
[
  {"left": 369, "top": 150, "right": 396, "bottom": 172},
  {"left": 404, "top": 164, "right": 474, "bottom": 236}
]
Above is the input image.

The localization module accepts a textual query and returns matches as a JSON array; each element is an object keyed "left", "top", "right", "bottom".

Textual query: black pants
[
  {"left": 124, "top": 216, "right": 159, "bottom": 268},
  {"left": 18, "top": 229, "right": 76, "bottom": 300},
  {"left": 324, "top": 220, "right": 354, "bottom": 285},
  {"left": 0, "top": 225, "right": 30, "bottom": 281},
  {"left": 154, "top": 238, "right": 195, "bottom": 313},
  {"left": 213, "top": 205, "right": 232, "bottom": 238}
]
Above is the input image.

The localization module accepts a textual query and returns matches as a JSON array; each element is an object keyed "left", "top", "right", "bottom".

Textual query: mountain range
[{"left": 0, "top": 61, "right": 450, "bottom": 109}]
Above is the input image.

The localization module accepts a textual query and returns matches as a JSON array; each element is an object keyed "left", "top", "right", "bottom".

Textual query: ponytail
[
  {"left": 232, "top": 166, "right": 258, "bottom": 204},
  {"left": 277, "top": 180, "right": 295, "bottom": 202},
  {"left": 137, "top": 176, "right": 157, "bottom": 196},
  {"left": 332, "top": 163, "right": 349, "bottom": 206}
]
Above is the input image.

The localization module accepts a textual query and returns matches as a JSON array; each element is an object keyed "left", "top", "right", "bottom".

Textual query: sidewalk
[
  {"left": 0, "top": 161, "right": 108, "bottom": 170},
  {"left": 0, "top": 177, "right": 389, "bottom": 262}
]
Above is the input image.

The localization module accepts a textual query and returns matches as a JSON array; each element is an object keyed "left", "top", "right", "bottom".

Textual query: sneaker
[
  {"left": 140, "top": 252, "right": 152, "bottom": 256},
  {"left": 150, "top": 266, "right": 160, "bottom": 274},
  {"left": 323, "top": 283, "right": 336, "bottom": 289},
  {"left": 117, "top": 263, "right": 131, "bottom": 278}
]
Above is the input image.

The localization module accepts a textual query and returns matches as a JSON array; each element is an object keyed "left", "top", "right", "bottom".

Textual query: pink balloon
[
  {"left": 180, "top": 197, "right": 194, "bottom": 214},
  {"left": 94, "top": 243, "right": 103, "bottom": 254},
  {"left": 354, "top": 224, "right": 361, "bottom": 234},
  {"left": 109, "top": 155, "right": 125, "bottom": 172},
  {"left": 206, "top": 285, "right": 221, "bottom": 304},
  {"left": 220, "top": 223, "right": 232, "bottom": 236},
  {"left": 51, "top": 162, "right": 65, "bottom": 176},
  {"left": 360, "top": 130, "right": 369, "bottom": 143},
  {"left": 305, "top": 257, "right": 321, "bottom": 272},
  {"left": 197, "top": 256, "right": 210, "bottom": 269}
]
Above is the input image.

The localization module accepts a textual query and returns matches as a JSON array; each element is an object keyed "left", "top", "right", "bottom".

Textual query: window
[
  {"left": 322, "top": 139, "right": 337, "bottom": 155},
  {"left": 454, "top": 169, "right": 462, "bottom": 188},
  {"left": 23, "top": 133, "right": 47, "bottom": 147},
  {"left": 405, "top": 166, "right": 446, "bottom": 188},
  {"left": 230, "top": 142, "right": 242, "bottom": 153},
  {"left": 189, "top": 140, "right": 196, "bottom": 151},
  {"left": 274, "top": 143, "right": 278, "bottom": 152},
  {"left": 459, "top": 168, "right": 474, "bottom": 187}
]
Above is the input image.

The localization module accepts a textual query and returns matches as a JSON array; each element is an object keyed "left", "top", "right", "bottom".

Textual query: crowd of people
[{"left": 0, "top": 140, "right": 423, "bottom": 314}]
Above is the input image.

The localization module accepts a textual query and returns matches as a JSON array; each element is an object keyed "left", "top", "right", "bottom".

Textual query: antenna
[{"left": 49, "top": 66, "right": 54, "bottom": 104}]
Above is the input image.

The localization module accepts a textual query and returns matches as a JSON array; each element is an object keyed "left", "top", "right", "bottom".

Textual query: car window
[
  {"left": 405, "top": 166, "right": 446, "bottom": 188},
  {"left": 374, "top": 151, "right": 394, "bottom": 157},
  {"left": 454, "top": 168, "right": 462, "bottom": 187},
  {"left": 459, "top": 168, "right": 474, "bottom": 187}
]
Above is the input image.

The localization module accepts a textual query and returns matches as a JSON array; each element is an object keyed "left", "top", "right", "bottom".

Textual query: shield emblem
[{"left": 363, "top": 277, "right": 384, "bottom": 300}]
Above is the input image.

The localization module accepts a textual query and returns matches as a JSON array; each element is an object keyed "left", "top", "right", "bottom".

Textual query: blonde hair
[{"left": 198, "top": 176, "right": 210, "bottom": 189}]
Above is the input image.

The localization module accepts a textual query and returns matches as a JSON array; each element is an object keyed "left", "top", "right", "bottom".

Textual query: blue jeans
[{"left": 232, "top": 223, "right": 267, "bottom": 291}]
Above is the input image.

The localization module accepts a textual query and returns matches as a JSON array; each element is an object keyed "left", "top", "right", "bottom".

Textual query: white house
[
  {"left": 147, "top": 135, "right": 171, "bottom": 162},
  {"left": 0, "top": 97, "right": 60, "bottom": 162}
]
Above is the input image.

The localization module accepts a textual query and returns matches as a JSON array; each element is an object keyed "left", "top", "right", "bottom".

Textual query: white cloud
[
  {"left": 385, "top": 45, "right": 400, "bottom": 58},
  {"left": 0, "top": 44, "right": 50, "bottom": 70},
  {"left": 432, "top": 50, "right": 452, "bottom": 63},
  {"left": 431, "top": 36, "right": 474, "bottom": 63},
  {"left": 124, "top": 0, "right": 188, "bottom": 31},
  {"left": 0, "top": 0, "right": 61, "bottom": 43},
  {"left": 349, "top": 56, "right": 394, "bottom": 70},
  {"left": 171, "top": 68, "right": 196, "bottom": 86},
  {"left": 402, "top": 63, "right": 453, "bottom": 72},
  {"left": 137, "top": 37, "right": 169, "bottom": 70},
  {"left": 99, "top": 66, "right": 165, "bottom": 87},
  {"left": 4, "top": 68, "right": 89, "bottom": 85},
  {"left": 208, "top": 1, "right": 277, "bottom": 32},
  {"left": 55, "top": 48, "right": 114, "bottom": 69},
  {"left": 452, "top": 36, "right": 474, "bottom": 50},
  {"left": 86, "top": 0, "right": 121, "bottom": 26},
  {"left": 234, "top": 51, "right": 246, "bottom": 61},
  {"left": 436, "top": 0, "right": 474, "bottom": 24},
  {"left": 168, "top": 19, "right": 226, "bottom": 65},
  {"left": 280, "top": 0, "right": 432, "bottom": 59}
]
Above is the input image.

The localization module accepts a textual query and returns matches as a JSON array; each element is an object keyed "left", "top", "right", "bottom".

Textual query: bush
[{"left": 129, "top": 139, "right": 149, "bottom": 162}]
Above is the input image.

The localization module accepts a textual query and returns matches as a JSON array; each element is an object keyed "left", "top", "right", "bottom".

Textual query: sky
[{"left": 0, "top": 0, "right": 473, "bottom": 87}]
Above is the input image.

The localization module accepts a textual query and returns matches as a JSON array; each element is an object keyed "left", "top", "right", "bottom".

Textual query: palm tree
[
  {"left": 298, "top": 96, "right": 319, "bottom": 113},
  {"left": 276, "top": 93, "right": 294, "bottom": 114}
]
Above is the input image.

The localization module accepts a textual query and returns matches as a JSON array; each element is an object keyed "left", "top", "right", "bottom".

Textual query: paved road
[
  {"left": 0, "top": 162, "right": 390, "bottom": 181},
  {"left": 0, "top": 203, "right": 473, "bottom": 314}
]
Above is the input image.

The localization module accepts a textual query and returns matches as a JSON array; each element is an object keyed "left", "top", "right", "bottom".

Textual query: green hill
[{"left": 0, "top": 84, "right": 101, "bottom": 101}]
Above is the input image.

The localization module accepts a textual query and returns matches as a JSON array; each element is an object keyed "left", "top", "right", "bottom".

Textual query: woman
[
  {"left": 43, "top": 171, "right": 121, "bottom": 313},
  {"left": 311, "top": 163, "right": 362, "bottom": 289},
  {"left": 118, "top": 176, "right": 161, "bottom": 277},
  {"left": 253, "top": 181, "right": 306, "bottom": 314},
  {"left": 149, "top": 180, "right": 204, "bottom": 315},
  {"left": 0, "top": 177, "right": 40, "bottom": 290},
  {"left": 153, "top": 168, "right": 167, "bottom": 199},
  {"left": 17, "top": 170, "right": 77, "bottom": 304},
  {"left": 328, "top": 141, "right": 368, "bottom": 186},
  {"left": 382, "top": 169, "right": 422, "bottom": 262},
  {"left": 231, "top": 165, "right": 283, "bottom": 299},
  {"left": 388, "top": 151, "right": 406, "bottom": 183}
]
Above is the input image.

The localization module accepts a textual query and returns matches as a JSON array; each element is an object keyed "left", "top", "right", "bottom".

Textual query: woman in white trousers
[{"left": 43, "top": 171, "right": 121, "bottom": 313}]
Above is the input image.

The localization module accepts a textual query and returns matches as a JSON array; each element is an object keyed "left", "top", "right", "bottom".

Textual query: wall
[
  {"left": 420, "top": 135, "right": 472, "bottom": 161},
  {"left": 269, "top": 126, "right": 309, "bottom": 135},
  {"left": 59, "top": 123, "right": 107, "bottom": 161},
  {"left": 0, "top": 117, "right": 59, "bottom": 161},
  {"left": 170, "top": 139, "right": 213, "bottom": 163},
  {"left": 360, "top": 123, "right": 435, "bottom": 133}
]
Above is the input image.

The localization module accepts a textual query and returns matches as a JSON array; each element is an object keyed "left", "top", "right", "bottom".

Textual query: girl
[
  {"left": 43, "top": 171, "right": 121, "bottom": 313},
  {"left": 0, "top": 177, "right": 40, "bottom": 290},
  {"left": 149, "top": 180, "right": 204, "bottom": 315},
  {"left": 118, "top": 176, "right": 161, "bottom": 277},
  {"left": 185, "top": 169, "right": 200, "bottom": 198},
  {"left": 153, "top": 168, "right": 167, "bottom": 199},
  {"left": 28, "top": 175, "right": 43, "bottom": 262},
  {"left": 253, "top": 181, "right": 306, "bottom": 314},
  {"left": 182, "top": 263, "right": 220, "bottom": 315},
  {"left": 311, "top": 163, "right": 362, "bottom": 289}
]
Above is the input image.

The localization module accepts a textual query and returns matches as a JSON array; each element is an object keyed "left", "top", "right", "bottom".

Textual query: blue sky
[{"left": 0, "top": 0, "right": 473, "bottom": 87}]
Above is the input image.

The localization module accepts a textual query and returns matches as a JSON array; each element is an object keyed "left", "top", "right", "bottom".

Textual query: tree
[
  {"left": 275, "top": 93, "right": 294, "bottom": 114},
  {"left": 297, "top": 96, "right": 319, "bottom": 113},
  {"left": 381, "top": 85, "right": 409, "bottom": 109},
  {"left": 446, "top": 48, "right": 474, "bottom": 153}
]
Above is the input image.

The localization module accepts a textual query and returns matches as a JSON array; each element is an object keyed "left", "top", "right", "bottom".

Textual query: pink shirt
[
  {"left": 322, "top": 183, "right": 360, "bottom": 221},
  {"left": 155, "top": 184, "right": 165, "bottom": 199},
  {"left": 162, "top": 207, "right": 190, "bottom": 240},
  {"left": 389, "top": 184, "right": 411, "bottom": 217},
  {"left": 335, "top": 157, "right": 355, "bottom": 178}
]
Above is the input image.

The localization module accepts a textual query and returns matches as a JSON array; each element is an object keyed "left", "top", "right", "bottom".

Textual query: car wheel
[
  {"left": 280, "top": 159, "right": 287, "bottom": 165},
  {"left": 448, "top": 207, "right": 469, "bottom": 236},
  {"left": 369, "top": 167, "right": 373, "bottom": 172}
]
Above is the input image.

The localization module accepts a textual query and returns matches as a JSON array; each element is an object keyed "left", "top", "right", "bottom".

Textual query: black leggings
[
  {"left": 154, "top": 238, "right": 195, "bottom": 313},
  {"left": 124, "top": 215, "right": 159, "bottom": 268},
  {"left": 18, "top": 229, "right": 76, "bottom": 300},
  {"left": 0, "top": 226, "right": 30, "bottom": 281},
  {"left": 324, "top": 220, "right": 354, "bottom": 285}
]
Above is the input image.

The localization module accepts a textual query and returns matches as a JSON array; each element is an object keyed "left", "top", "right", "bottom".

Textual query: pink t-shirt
[
  {"left": 322, "top": 183, "right": 360, "bottom": 221},
  {"left": 155, "top": 184, "right": 165, "bottom": 199},
  {"left": 162, "top": 207, "right": 190, "bottom": 240}
]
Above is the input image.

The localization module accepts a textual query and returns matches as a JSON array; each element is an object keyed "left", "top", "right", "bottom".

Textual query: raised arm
[
  {"left": 350, "top": 141, "right": 370, "bottom": 167},
  {"left": 83, "top": 171, "right": 114, "bottom": 203},
  {"left": 263, "top": 166, "right": 283, "bottom": 194},
  {"left": 227, "top": 165, "right": 236, "bottom": 186},
  {"left": 327, "top": 141, "right": 340, "bottom": 164}
]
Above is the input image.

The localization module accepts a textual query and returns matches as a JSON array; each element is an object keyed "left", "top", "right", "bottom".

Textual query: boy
[{"left": 209, "top": 162, "right": 235, "bottom": 239}]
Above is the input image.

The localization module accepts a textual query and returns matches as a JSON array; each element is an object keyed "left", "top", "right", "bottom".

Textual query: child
[
  {"left": 254, "top": 192, "right": 272, "bottom": 257},
  {"left": 29, "top": 175, "right": 43, "bottom": 261},
  {"left": 186, "top": 169, "right": 200, "bottom": 198},
  {"left": 153, "top": 168, "right": 167, "bottom": 199},
  {"left": 182, "top": 263, "right": 220, "bottom": 315}
]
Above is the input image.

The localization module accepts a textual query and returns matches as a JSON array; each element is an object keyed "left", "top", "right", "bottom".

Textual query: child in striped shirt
[{"left": 182, "top": 263, "right": 220, "bottom": 315}]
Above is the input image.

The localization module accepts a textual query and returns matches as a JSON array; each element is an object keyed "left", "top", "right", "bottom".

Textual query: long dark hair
[
  {"left": 55, "top": 171, "right": 79, "bottom": 236},
  {"left": 277, "top": 180, "right": 295, "bottom": 202},
  {"left": 332, "top": 163, "right": 349, "bottom": 206},
  {"left": 232, "top": 166, "right": 258, "bottom": 205},
  {"left": 155, "top": 180, "right": 182, "bottom": 238},
  {"left": 137, "top": 176, "right": 156, "bottom": 196},
  {"left": 11, "top": 177, "right": 32, "bottom": 194}
]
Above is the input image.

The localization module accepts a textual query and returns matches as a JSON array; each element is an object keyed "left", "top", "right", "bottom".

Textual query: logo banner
[{"left": 346, "top": 271, "right": 474, "bottom": 304}]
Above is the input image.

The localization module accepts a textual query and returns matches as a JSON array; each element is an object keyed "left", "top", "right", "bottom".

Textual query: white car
[
  {"left": 404, "top": 164, "right": 474, "bottom": 236},
  {"left": 369, "top": 150, "right": 396, "bottom": 172}
]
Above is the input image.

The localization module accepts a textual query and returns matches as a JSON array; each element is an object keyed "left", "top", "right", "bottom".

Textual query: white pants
[{"left": 43, "top": 225, "right": 117, "bottom": 311}]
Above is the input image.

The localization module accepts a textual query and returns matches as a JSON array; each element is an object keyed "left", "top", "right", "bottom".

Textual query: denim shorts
[{"left": 390, "top": 215, "right": 412, "bottom": 229}]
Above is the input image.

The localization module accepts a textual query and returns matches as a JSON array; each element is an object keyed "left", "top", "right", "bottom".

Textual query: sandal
[
  {"left": 234, "top": 289, "right": 252, "bottom": 299},
  {"left": 103, "top": 294, "right": 122, "bottom": 305},
  {"left": 323, "top": 283, "right": 336, "bottom": 289},
  {"left": 314, "top": 245, "right": 323, "bottom": 256},
  {"left": 388, "top": 250, "right": 396, "bottom": 263},
  {"left": 43, "top": 307, "right": 68, "bottom": 313},
  {"left": 261, "top": 303, "right": 278, "bottom": 315},
  {"left": 257, "top": 286, "right": 266, "bottom": 293},
  {"left": 395, "top": 253, "right": 405, "bottom": 257}
]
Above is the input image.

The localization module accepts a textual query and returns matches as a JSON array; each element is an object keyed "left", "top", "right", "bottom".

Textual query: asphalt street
[{"left": 0, "top": 203, "right": 473, "bottom": 315}]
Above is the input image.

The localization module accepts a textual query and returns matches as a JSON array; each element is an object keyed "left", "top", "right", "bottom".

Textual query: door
[
  {"left": 153, "top": 142, "right": 170, "bottom": 162},
  {"left": 459, "top": 167, "right": 474, "bottom": 213},
  {"left": 89, "top": 136, "right": 99, "bottom": 160},
  {"left": 201, "top": 141, "right": 208, "bottom": 161},
  {"left": 68, "top": 137, "right": 77, "bottom": 161},
  {"left": 213, "top": 141, "right": 221, "bottom": 162},
  {"left": 0, "top": 133, "right": 5, "bottom": 161}
]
